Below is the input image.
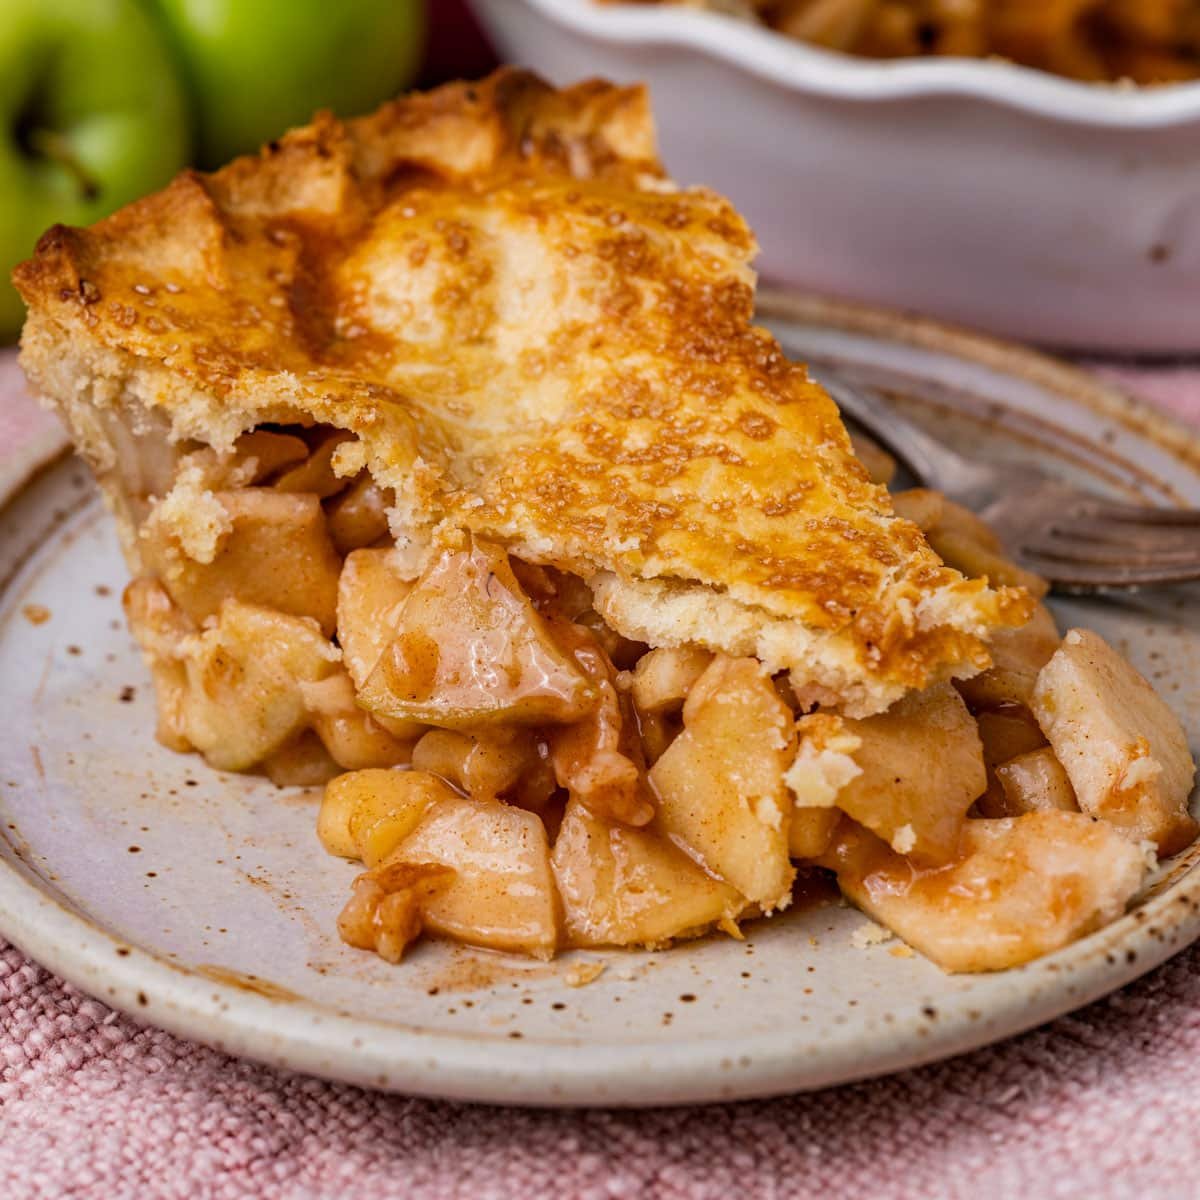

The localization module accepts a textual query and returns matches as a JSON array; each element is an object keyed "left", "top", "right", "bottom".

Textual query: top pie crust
[{"left": 14, "top": 68, "right": 1028, "bottom": 717}]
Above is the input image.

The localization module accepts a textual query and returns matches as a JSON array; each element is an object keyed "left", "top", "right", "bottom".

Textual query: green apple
[
  {"left": 0, "top": 0, "right": 191, "bottom": 340},
  {"left": 150, "top": 0, "right": 427, "bottom": 169}
]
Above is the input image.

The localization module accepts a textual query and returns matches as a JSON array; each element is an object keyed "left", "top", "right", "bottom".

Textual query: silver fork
[{"left": 811, "top": 370, "right": 1200, "bottom": 593}]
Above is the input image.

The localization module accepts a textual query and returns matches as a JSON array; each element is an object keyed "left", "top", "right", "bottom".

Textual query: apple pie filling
[{"left": 122, "top": 420, "right": 1197, "bottom": 972}]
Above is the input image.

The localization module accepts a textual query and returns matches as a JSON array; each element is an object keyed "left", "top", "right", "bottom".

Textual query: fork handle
[{"left": 812, "top": 371, "right": 998, "bottom": 506}]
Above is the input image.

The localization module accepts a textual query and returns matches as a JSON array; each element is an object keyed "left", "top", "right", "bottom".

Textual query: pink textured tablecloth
[{"left": 2, "top": 350, "right": 1199, "bottom": 1200}]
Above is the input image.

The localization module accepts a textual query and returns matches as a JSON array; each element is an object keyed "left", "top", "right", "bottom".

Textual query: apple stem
[{"left": 26, "top": 129, "right": 100, "bottom": 203}]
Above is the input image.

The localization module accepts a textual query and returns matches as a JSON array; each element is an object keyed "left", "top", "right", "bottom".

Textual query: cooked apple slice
[
  {"left": 630, "top": 646, "right": 714, "bottom": 715},
  {"left": 648, "top": 656, "right": 795, "bottom": 911},
  {"left": 411, "top": 727, "right": 553, "bottom": 808},
  {"left": 177, "top": 600, "right": 340, "bottom": 771},
  {"left": 1032, "top": 629, "right": 1197, "bottom": 854},
  {"left": 299, "top": 672, "right": 415, "bottom": 771},
  {"left": 799, "top": 684, "right": 985, "bottom": 865},
  {"left": 552, "top": 798, "right": 743, "bottom": 947},
  {"left": 549, "top": 623, "right": 655, "bottom": 826},
  {"left": 359, "top": 539, "right": 594, "bottom": 728},
  {"left": 141, "top": 488, "right": 342, "bottom": 635},
  {"left": 123, "top": 577, "right": 194, "bottom": 752},
  {"left": 890, "top": 487, "right": 944, "bottom": 532},
  {"left": 921, "top": 495, "right": 1050, "bottom": 598},
  {"left": 271, "top": 431, "right": 354, "bottom": 498},
  {"left": 973, "top": 702, "right": 1050, "bottom": 818},
  {"left": 956, "top": 602, "right": 1060, "bottom": 710},
  {"left": 386, "top": 790, "right": 560, "bottom": 957},
  {"left": 162, "top": 434, "right": 310, "bottom": 495},
  {"left": 994, "top": 747, "right": 1079, "bottom": 816},
  {"left": 637, "top": 710, "right": 680, "bottom": 767},
  {"left": 928, "top": 530, "right": 1049, "bottom": 597},
  {"left": 336, "top": 548, "right": 414, "bottom": 690},
  {"left": 318, "top": 768, "right": 447, "bottom": 866},
  {"left": 787, "top": 807, "right": 841, "bottom": 860},
  {"left": 819, "top": 812, "right": 1147, "bottom": 972},
  {"left": 976, "top": 704, "right": 1047, "bottom": 768},
  {"left": 230, "top": 430, "right": 309, "bottom": 483},
  {"left": 326, "top": 474, "right": 393, "bottom": 554}
]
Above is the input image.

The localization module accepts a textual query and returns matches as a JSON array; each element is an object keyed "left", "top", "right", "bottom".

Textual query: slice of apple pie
[{"left": 16, "top": 69, "right": 1195, "bottom": 972}]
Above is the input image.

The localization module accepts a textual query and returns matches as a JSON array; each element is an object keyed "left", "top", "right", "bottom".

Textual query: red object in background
[{"left": 420, "top": 0, "right": 498, "bottom": 85}]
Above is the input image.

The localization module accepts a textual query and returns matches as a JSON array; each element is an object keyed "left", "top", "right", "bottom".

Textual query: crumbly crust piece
[{"left": 15, "top": 68, "right": 1027, "bottom": 715}]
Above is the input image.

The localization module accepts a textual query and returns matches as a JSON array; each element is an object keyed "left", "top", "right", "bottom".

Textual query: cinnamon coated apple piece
[
  {"left": 649, "top": 656, "right": 796, "bottom": 911},
  {"left": 299, "top": 672, "right": 416, "bottom": 771},
  {"left": 819, "top": 812, "right": 1147, "bottom": 972},
  {"left": 359, "top": 538, "right": 595, "bottom": 728},
  {"left": 411, "top": 727, "right": 554, "bottom": 809},
  {"left": 549, "top": 622, "right": 655, "bottom": 827},
  {"left": 994, "top": 748, "right": 1079, "bottom": 816},
  {"left": 552, "top": 798, "right": 743, "bottom": 948},
  {"left": 262, "top": 731, "right": 342, "bottom": 788},
  {"left": 141, "top": 488, "right": 342, "bottom": 635},
  {"left": 630, "top": 646, "right": 714, "bottom": 716},
  {"left": 795, "top": 683, "right": 986, "bottom": 865},
  {"left": 175, "top": 599, "right": 340, "bottom": 771},
  {"left": 1032, "top": 629, "right": 1197, "bottom": 855},
  {"left": 976, "top": 705, "right": 1048, "bottom": 768},
  {"left": 270, "top": 430, "right": 355, "bottom": 498},
  {"left": 229, "top": 431, "right": 309, "bottom": 483},
  {"left": 786, "top": 806, "right": 842, "bottom": 860},
  {"left": 123, "top": 577, "right": 194, "bottom": 752},
  {"left": 956, "top": 602, "right": 1060, "bottom": 711},
  {"left": 921, "top": 495, "right": 1050, "bottom": 598},
  {"left": 385, "top": 785, "right": 560, "bottom": 958},
  {"left": 325, "top": 474, "right": 393, "bottom": 554},
  {"left": 336, "top": 548, "right": 414, "bottom": 690},
  {"left": 318, "top": 768, "right": 446, "bottom": 866},
  {"left": 973, "top": 703, "right": 1050, "bottom": 817},
  {"left": 324, "top": 768, "right": 561, "bottom": 957}
]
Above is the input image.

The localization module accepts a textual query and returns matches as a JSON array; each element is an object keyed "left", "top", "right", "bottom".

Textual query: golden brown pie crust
[{"left": 14, "top": 67, "right": 1029, "bottom": 717}]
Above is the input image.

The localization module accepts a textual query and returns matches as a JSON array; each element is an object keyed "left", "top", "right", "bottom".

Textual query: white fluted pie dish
[{"left": 473, "top": 0, "right": 1200, "bottom": 353}]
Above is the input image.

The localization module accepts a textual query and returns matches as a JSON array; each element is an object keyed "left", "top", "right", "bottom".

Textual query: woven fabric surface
[{"left": 1, "top": 351, "right": 1198, "bottom": 1200}]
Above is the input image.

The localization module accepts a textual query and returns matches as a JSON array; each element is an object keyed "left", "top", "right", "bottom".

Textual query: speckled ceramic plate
[{"left": 2, "top": 296, "right": 1199, "bottom": 1107}]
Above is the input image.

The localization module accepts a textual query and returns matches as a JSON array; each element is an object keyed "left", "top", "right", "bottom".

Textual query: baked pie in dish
[
  {"left": 15, "top": 69, "right": 1196, "bottom": 973},
  {"left": 610, "top": 1, "right": 1200, "bottom": 85}
]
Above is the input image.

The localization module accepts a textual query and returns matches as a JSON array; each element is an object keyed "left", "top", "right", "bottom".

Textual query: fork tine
[
  {"left": 1040, "top": 516, "right": 1200, "bottom": 550},
  {"left": 1019, "top": 537, "right": 1200, "bottom": 568},
  {"left": 802, "top": 363, "right": 1200, "bottom": 593},
  {"left": 1031, "top": 563, "right": 1200, "bottom": 590},
  {"left": 1082, "top": 501, "right": 1200, "bottom": 527}
]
